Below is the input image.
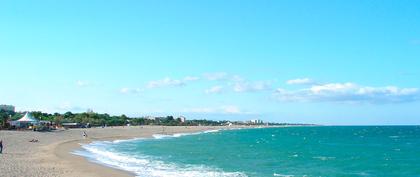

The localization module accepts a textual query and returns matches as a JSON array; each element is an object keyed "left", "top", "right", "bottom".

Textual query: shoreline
[
  {"left": 1, "top": 125, "right": 260, "bottom": 177},
  {"left": 54, "top": 137, "right": 136, "bottom": 177},
  {"left": 58, "top": 126, "right": 260, "bottom": 177},
  {"left": 0, "top": 126, "right": 270, "bottom": 177},
  {"left": 55, "top": 126, "right": 225, "bottom": 177}
]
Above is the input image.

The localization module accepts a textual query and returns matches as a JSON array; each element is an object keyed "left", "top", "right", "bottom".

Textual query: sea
[{"left": 73, "top": 126, "right": 420, "bottom": 177}]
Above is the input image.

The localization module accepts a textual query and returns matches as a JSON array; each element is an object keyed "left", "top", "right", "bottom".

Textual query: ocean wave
[
  {"left": 73, "top": 141, "right": 247, "bottom": 177},
  {"left": 273, "top": 173, "right": 294, "bottom": 177},
  {"left": 113, "top": 137, "right": 144, "bottom": 143},
  {"left": 153, "top": 129, "right": 221, "bottom": 140},
  {"left": 312, "top": 156, "right": 336, "bottom": 161},
  {"left": 204, "top": 129, "right": 220, "bottom": 133}
]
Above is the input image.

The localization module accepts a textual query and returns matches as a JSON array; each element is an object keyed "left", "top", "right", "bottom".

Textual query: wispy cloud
[
  {"left": 120, "top": 88, "right": 143, "bottom": 94},
  {"left": 205, "top": 85, "right": 224, "bottom": 94},
  {"left": 183, "top": 105, "right": 245, "bottom": 114},
  {"left": 203, "top": 72, "right": 228, "bottom": 81},
  {"left": 183, "top": 107, "right": 215, "bottom": 114},
  {"left": 147, "top": 77, "right": 186, "bottom": 88},
  {"left": 183, "top": 76, "right": 200, "bottom": 82},
  {"left": 56, "top": 102, "right": 86, "bottom": 112},
  {"left": 203, "top": 72, "right": 245, "bottom": 82},
  {"left": 146, "top": 76, "right": 201, "bottom": 89},
  {"left": 76, "top": 80, "right": 91, "bottom": 87},
  {"left": 275, "top": 82, "right": 420, "bottom": 103},
  {"left": 143, "top": 73, "right": 272, "bottom": 94},
  {"left": 222, "top": 105, "right": 242, "bottom": 114},
  {"left": 286, "top": 78, "right": 314, "bottom": 85},
  {"left": 233, "top": 81, "right": 272, "bottom": 92}
]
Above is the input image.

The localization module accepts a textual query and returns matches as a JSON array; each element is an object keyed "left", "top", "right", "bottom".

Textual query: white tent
[{"left": 18, "top": 112, "right": 39, "bottom": 123}]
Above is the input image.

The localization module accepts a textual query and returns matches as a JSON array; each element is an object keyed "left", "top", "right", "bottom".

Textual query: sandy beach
[{"left": 0, "top": 126, "right": 229, "bottom": 177}]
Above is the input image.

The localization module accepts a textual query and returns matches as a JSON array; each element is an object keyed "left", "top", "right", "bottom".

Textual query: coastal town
[{"left": 1, "top": 104, "right": 300, "bottom": 132}]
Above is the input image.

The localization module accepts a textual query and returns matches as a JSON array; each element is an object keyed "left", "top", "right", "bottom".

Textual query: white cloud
[
  {"left": 76, "top": 80, "right": 90, "bottom": 87},
  {"left": 183, "top": 105, "right": 244, "bottom": 114},
  {"left": 183, "top": 76, "right": 200, "bottom": 82},
  {"left": 231, "top": 75, "right": 245, "bottom": 82},
  {"left": 222, "top": 105, "right": 241, "bottom": 114},
  {"left": 233, "top": 81, "right": 272, "bottom": 92},
  {"left": 183, "top": 107, "right": 215, "bottom": 113},
  {"left": 203, "top": 72, "right": 228, "bottom": 81},
  {"left": 123, "top": 73, "right": 273, "bottom": 95},
  {"left": 203, "top": 73, "right": 246, "bottom": 82},
  {"left": 205, "top": 86, "right": 224, "bottom": 94},
  {"left": 146, "top": 76, "right": 200, "bottom": 89},
  {"left": 147, "top": 77, "right": 186, "bottom": 88},
  {"left": 120, "top": 88, "right": 143, "bottom": 94},
  {"left": 57, "top": 102, "right": 86, "bottom": 112},
  {"left": 310, "top": 82, "right": 356, "bottom": 93},
  {"left": 275, "top": 82, "right": 420, "bottom": 103},
  {"left": 286, "top": 78, "right": 314, "bottom": 85}
]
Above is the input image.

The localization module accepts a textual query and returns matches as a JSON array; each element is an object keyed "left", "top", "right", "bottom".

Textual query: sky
[{"left": 1, "top": 0, "right": 420, "bottom": 125}]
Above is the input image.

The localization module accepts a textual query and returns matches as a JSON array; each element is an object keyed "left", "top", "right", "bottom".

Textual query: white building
[
  {"left": 249, "top": 119, "right": 264, "bottom": 124},
  {"left": 86, "top": 109, "right": 94, "bottom": 113},
  {"left": 145, "top": 116, "right": 156, "bottom": 120},
  {"left": 224, "top": 121, "right": 233, "bottom": 126},
  {"left": 178, "top": 116, "right": 186, "bottom": 123}
]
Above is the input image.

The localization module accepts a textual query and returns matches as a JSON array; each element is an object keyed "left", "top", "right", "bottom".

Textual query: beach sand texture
[{"left": 0, "top": 126, "right": 222, "bottom": 177}]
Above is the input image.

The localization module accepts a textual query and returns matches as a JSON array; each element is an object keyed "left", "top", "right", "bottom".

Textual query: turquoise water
[{"left": 75, "top": 126, "right": 420, "bottom": 177}]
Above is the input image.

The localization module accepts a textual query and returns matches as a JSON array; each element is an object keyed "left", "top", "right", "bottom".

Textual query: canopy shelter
[{"left": 16, "top": 113, "right": 39, "bottom": 128}]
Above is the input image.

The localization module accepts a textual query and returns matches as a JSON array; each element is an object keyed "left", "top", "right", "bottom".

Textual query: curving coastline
[{"left": 0, "top": 126, "right": 252, "bottom": 177}]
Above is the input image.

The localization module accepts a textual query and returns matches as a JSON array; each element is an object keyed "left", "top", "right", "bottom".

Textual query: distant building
[
  {"left": 62, "top": 123, "right": 82, "bottom": 129},
  {"left": 86, "top": 109, "right": 94, "bottom": 113},
  {"left": 0, "top": 104, "right": 15, "bottom": 112},
  {"left": 249, "top": 119, "right": 264, "bottom": 124},
  {"left": 223, "top": 121, "right": 233, "bottom": 126},
  {"left": 146, "top": 116, "right": 156, "bottom": 120},
  {"left": 178, "top": 116, "right": 186, "bottom": 123}
]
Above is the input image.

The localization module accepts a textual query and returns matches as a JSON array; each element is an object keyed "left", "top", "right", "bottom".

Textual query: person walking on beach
[
  {"left": 0, "top": 139, "right": 3, "bottom": 154},
  {"left": 82, "top": 131, "right": 88, "bottom": 139}
]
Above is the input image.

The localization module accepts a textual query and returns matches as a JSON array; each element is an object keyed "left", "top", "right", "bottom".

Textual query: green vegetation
[
  {"left": 1, "top": 108, "right": 305, "bottom": 130},
  {"left": 0, "top": 110, "right": 13, "bottom": 129},
  {"left": 0, "top": 110, "right": 231, "bottom": 128}
]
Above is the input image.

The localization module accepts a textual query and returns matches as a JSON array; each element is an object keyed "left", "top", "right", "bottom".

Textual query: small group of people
[
  {"left": 29, "top": 139, "right": 39, "bottom": 143},
  {"left": 0, "top": 131, "right": 89, "bottom": 155}
]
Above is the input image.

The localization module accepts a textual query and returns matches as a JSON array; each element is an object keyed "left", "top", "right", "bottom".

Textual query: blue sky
[{"left": 1, "top": 0, "right": 420, "bottom": 125}]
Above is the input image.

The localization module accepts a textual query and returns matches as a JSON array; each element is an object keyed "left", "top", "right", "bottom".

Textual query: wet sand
[{"left": 0, "top": 126, "right": 227, "bottom": 177}]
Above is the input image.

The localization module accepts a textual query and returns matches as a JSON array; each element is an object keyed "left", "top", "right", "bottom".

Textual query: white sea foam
[
  {"left": 273, "top": 173, "right": 294, "bottom": 177},
  {"left": 152, "top": 134, "right": 174, "bottom": 139},
  {"left": 113, "top": 137, "right": 144, "bottom": 143},
  {"left": 152, "top": 129, "right": 221, "bottom": 140},
  {"left": 73, "top": 129, "right": 245, "bottom": 177},
  {"left": 312, "top": 156, "right": 336, "bottom": 161},
  {"left": 204, "top": 129, "right": 220, "bottom": 133},
  {"left": 73, "top": 141, "right": 246, "bottom": 177}
]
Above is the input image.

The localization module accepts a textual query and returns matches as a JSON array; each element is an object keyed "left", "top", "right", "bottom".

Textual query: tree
[
  {"left": 0, "top": 110, "right": 14, "bottom": 129},
  {"left": 54, "top": 115, "right": 64, "bottom": 126},
  {"left": 0, "top": 110, "right": 8, "bottom": 129}
]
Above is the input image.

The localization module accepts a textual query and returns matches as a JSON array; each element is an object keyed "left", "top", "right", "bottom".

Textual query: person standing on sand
[
  {"left": 0, "top": 139, "right": 3, "bottom": 154},
  {"left": 82, "top": 131, "right": 88, "bottom": 139}
]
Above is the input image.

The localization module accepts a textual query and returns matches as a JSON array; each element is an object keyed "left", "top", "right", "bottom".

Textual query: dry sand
[{"left": 0, "top": 126, "right": 228, "bottom": 177}]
